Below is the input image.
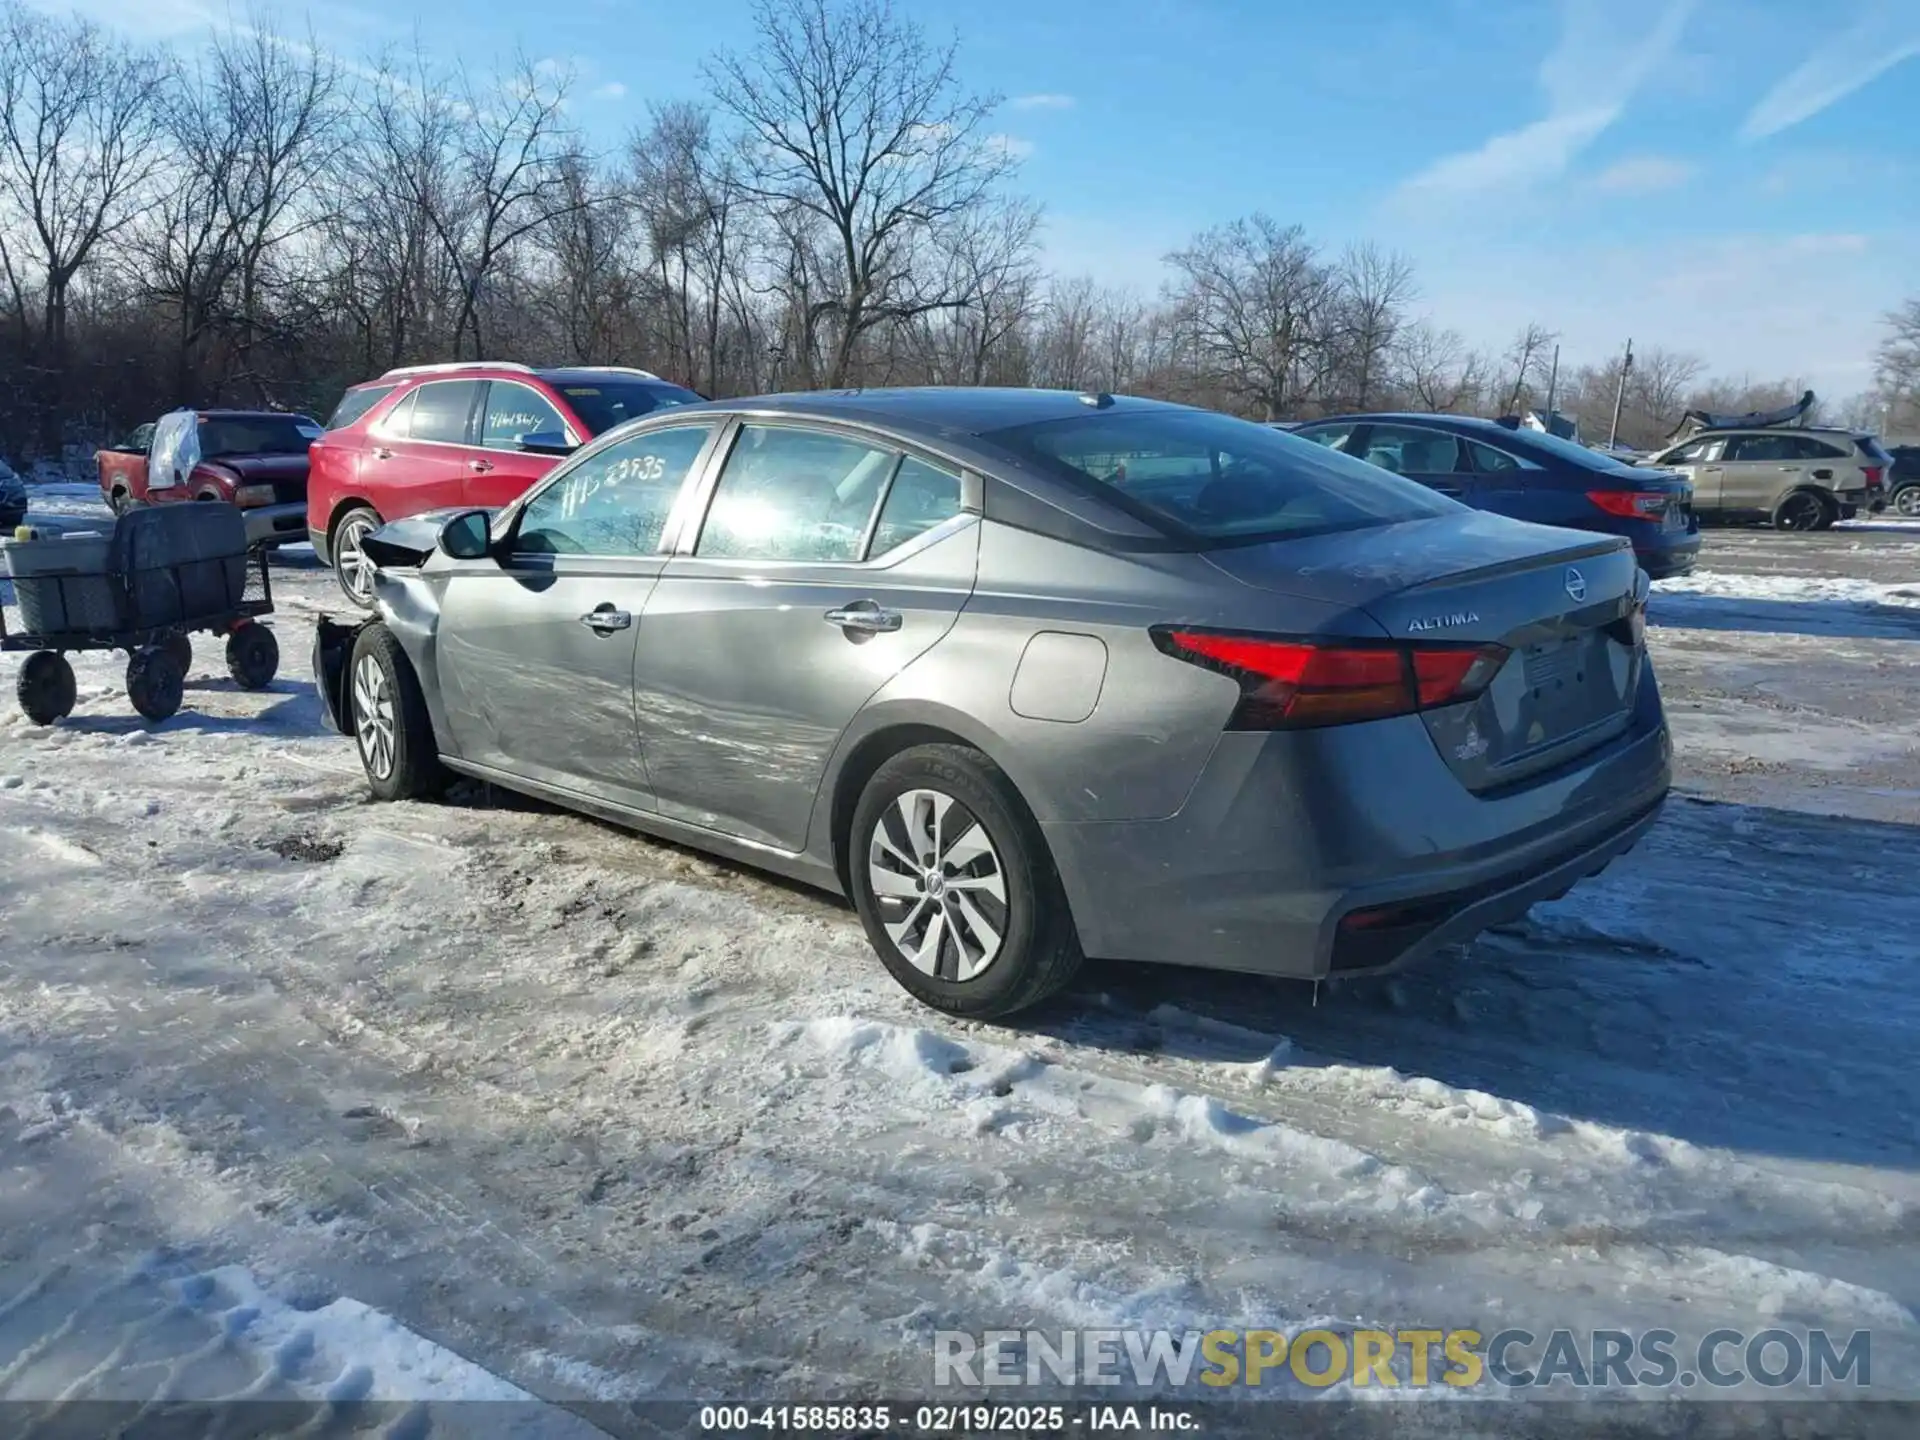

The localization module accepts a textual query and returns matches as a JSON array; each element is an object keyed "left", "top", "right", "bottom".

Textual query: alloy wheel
[
  {"left": 353, "top": 653, "right": 396, "bottom": 780},
  {"left": 867, "top": 788, "right": 1008, "bottom": 982},
  {"left": 1896, "top": 488, "right": 1920, "bottom": 518},
  {"left": 1777, "top": 494, "right": 1822, "bottom": 531},
  {"left": 335, "top": 515, "right": 377, "bottom": 605}
]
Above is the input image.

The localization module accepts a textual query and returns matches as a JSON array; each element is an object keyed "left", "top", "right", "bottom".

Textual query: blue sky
[{"left": 57, "top": 0, "right": 1920, "bottom": 397}]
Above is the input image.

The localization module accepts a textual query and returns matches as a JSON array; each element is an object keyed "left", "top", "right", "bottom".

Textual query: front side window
[
  {"left": 697, "top": 426, "right": 898, "bottom": 563},
  {"left": 554, "top": 380, "right": 704, "bottom": 436},
  {"left": 986, "top": 409, "right": 1455, "bottom": 541},
  {"left": 407, "top": 380, "right": 480, "bottom": 445},
  {"left": 1292, "top": 424, "right": 1357, "bottom": 451},
  {"left": 871, "top": 456, "right": 964, "bottom": 554},
  {"left": 516, "top": 425, "right": 714, "bottom": 557},
  {"left": 1357, "top": 424, "right": 1464, "bottom": 476},
  {"left": 482, "top": 381, "right": 572, "bottom": 450}
]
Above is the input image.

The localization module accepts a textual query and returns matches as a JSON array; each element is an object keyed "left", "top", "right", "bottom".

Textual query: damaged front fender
[{"left": 311, "top": 615, "right": 374, "bottom": 736}]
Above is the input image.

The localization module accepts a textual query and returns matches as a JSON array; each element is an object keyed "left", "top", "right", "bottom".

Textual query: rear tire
[
  {"left": 126, "top": 645, "right": 184, "bottom": 723},
  {"left": 160, "top": 631, "right": 193, "bottom": 676},
  {"left": 332, "top": 506, "right": 382, "bottom": 609},
  {"left": 17, "top": 650, "right": 76, "bottom": 724},
  {"left": 348, "top": 623, "right": 444, "bottom": 801},
  {"left": 225, "top": 621, "right": 280, "bottom": 690},
  {"left": 1772, "top": 490, "right": 1831, "bottom": 532},
  {"left": 848, "top": 744, "right": 1082, "bottom": 1019}
]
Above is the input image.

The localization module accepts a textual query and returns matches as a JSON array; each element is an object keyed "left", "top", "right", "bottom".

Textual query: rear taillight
[
  {"left": 1152, "top": 629, "right": 1508, "bottom": 730},
  {"left": 1864, "top": 466, "right": 1885, "bottom": 490},
  {"left": 1587, "top": 489, "right": 1670, "bottom": 518}
]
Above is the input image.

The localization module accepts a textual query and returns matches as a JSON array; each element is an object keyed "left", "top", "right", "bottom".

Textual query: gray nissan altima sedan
[{"left": 313, "top": 387, "right": 1671, "bottom": 1018}]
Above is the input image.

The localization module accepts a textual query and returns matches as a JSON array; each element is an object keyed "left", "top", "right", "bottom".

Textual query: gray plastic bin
[{"left": 1, "top": 531, "right": 120, "bottom": 634}]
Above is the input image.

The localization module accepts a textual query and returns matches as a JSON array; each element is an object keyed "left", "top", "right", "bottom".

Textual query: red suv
[{"left": 308, "top": 362, "right": 702, "bottom": 605}]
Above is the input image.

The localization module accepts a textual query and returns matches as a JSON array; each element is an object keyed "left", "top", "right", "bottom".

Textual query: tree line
[{"left": 0, "top": 0, "right": 1912, "bottom": 472}]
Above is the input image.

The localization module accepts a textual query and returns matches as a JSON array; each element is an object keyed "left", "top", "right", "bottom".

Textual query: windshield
[
  {"left": 1506, "top": 427, "right": 1650, "bottom": 477},
  {"left": 198, "top": 415, "right": 321, "bottom": 457},
  {"left": 554, "top": 380, "right": 703, "bottom": 435},
  {"left": 985, "top": 407, "right": 1458, "bottom": 541}
]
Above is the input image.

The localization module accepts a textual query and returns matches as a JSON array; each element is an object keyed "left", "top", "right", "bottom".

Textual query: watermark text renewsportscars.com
[{"left": 933, "top": 1327, "right": 1873, "bottom": 1392}]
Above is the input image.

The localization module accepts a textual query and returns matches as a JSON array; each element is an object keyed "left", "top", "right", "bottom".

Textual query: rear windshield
[
  {"left": 1502, "top": 427, "right": 1649, "bottom": 477},
  {"left": 554, "top": 380, "right": 703, "bottom": 435},
  {"left": 325, "top": 385, "right": 397, "bottom": 431},
  {"left": 198, "top": 415, "right": 322, "bottom": 456},
  {"left": 985, "top": 408, "right": 1457, "bottom": 541}
]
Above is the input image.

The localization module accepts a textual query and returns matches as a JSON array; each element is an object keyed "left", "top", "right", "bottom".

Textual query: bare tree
[
  {"left": 1328, "top": 243, "right": 1415, "bottom": 410},
  {"left": 0, "top": 1, "right": 163, "bottom": 445},
  {"left": 707, "top": 0, "right": 1022, "bottom": 388},
  {"left": 1873, "top": 297, "right": 1920, "bottom": 433},
  {"left": 1165, "top": 215, "right": 1331, "bottom": 419},
  {"left": 1396, "top": 321, "right": 1485, "bottom": 413},
  {"left": 1497, "top": 323, "right": 1558, "bottom": 415}
]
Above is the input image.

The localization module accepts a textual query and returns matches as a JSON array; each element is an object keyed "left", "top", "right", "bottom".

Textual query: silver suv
[{"left": 1642, "top": 427, "right": 1892, "bottom": 530}]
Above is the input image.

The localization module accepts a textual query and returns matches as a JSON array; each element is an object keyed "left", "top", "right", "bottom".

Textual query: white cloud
[
  {"left": 1009, "top": 93, "right": 1075, "bottom": 111},
  {"left": 590, "top": 81, "right": 629, "bottom": 102},
  {"left": 1398, "top": 0, "right": 1697, "bottom": 198},
  {"left": 1591, "top": 154, "right": 1698, "bottom": 193},
  {"left": 1740, "top": 1, "right": 1920, "bottom": 140}
]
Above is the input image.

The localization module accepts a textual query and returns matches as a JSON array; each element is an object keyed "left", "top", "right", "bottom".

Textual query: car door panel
[
  {"left": 633, "top": 525, "right": 979, "bottom": 850},
  {"left": 436, "top": 559, "right": 663, "bottom": 810},
  {"left": 631, "top": 426, "right": 979, "bottom": 852},
  {"left": 373, "top": 381, "right": 480, "bottom": 516}
]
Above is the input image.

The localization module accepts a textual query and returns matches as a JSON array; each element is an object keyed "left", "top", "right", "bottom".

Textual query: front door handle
[
  {"left": 824, "top": 602, "right": 903, "bottom": 634},
  {"left": 468, "top": 457, "right": 495, "bottom": 473},
  {"left": 372, "top": 446, "right": 394, "bottom": 461},
  {"left": 580, "top": 606, "right": 632, "bottom": 633}
]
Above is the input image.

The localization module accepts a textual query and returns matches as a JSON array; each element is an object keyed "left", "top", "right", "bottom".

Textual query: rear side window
[
  {"left": 1467, "top": 440, "right": 1522, "bottom": 472},
  {"left": 1356, "top": 424, "right": 1464, "bottom": 476},
  {"left": 555, "top": 380, "right": 703, "bottom": 435},
  {"left": 326, "top": 385, "right": 396, "bottom": 431},
  {"left": 407, "top": 380, "right": 480, "bottom": 445},
  {"left": 1725, "top": 433, "right": 1800, "bottom": 462},
  {"left": 697, "top": 426, "right": 898, "bottom": 562},
  {"left": 987, "top": 409, "right": 1456, "bottom": 542},
  {"left": 871, "top": 456, "right": 964, "bottom": 555}
]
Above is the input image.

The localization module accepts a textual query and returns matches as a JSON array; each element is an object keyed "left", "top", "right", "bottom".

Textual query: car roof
[
  {"left": 1301, "top": 412, "right": 1530, "bottom": 438},
  {"left": 662, "top": 386, "right": 1187, "bottom": 438},
  {"left": 536, "top": 367, "right": 680, "bottom": 386}
]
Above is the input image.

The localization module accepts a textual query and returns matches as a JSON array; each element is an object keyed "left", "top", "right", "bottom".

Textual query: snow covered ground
[{"left": 4, "top": 490, "right": 1918, "bottom": 1432}]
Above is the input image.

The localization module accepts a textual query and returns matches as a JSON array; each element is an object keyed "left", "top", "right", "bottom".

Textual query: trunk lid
[{"left": 1204, "top": 512, "right": 1647, "bottom": 790}]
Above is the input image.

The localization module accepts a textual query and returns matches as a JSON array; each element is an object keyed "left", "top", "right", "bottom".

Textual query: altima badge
[
  {"left": 1407, "top": 611, "right": 1479, "bottom": 632},
  {"left": 1565, "top": 567, "right": 1588, "bottom": 602}
]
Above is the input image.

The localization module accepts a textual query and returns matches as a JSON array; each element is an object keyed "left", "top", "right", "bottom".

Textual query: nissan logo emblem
[{"left": 1565, "top": 567, "right": 1588, "bottom": 603}]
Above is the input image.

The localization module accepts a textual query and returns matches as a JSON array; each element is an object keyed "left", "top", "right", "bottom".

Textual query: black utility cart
[{"left": 2, "top": 503, "right": 280, "bottom": 725}]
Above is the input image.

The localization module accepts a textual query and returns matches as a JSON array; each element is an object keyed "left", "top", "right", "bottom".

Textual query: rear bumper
[
  {"left": 308, "top": 525, "right": 331, "bottom": 566},
  {"left": 1629, "top": 521, "right": 1699, "bottom": 579},
  {"left": 1042, "top": 667, "right": 1672, "bottom": 981},
  {"left": 242, "top": 502, "right": 308, "bottom": 547}
]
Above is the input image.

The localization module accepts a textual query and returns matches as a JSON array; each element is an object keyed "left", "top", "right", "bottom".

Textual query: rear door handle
[
  {"left": 824, "top": 602, "right": 903, "bottom": 634},
  {"left": 372, "top": 447, "right": 394, "bottom": 460},
  {"left": 468, "top": 458, "right": 494, "bottom": 473},
  {"left": 580, "top": 607, "right": 632, "bottom": 632}
]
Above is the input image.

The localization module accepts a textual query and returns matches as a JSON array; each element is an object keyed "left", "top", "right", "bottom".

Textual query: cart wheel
[
  {"left": 162, "top": 631, "right": 193, "bottom": 676},
  {"left": 126, "top": 645, "right": 185, "bottom": 723},
  {"left": 17, "top": 650, "right": 76, "bottom": 725},
  {"left": 226, "top": 622, "right": 280, "bottom": 690}
]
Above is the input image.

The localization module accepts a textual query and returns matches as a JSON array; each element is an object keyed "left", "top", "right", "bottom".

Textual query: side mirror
[
  {"left": 516, "top": 430, "right": 576, "bottom": 456},
  {"left": 438, "top": 509, "right": 493, "bottom": 560}
]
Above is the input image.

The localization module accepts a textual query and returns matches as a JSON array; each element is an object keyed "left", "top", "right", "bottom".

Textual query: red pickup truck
[{"left": 98, "top": 408, "right": 321, "bottom": 548}]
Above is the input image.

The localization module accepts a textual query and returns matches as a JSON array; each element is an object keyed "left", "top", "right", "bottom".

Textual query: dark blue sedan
[{"left": 1291, "top": 414, "right": 1700, "bottom": 579}]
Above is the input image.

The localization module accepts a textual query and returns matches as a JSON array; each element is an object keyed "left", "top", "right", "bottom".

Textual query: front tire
[
  {"left": 226, "top": 621, "right": 280, "bottom": 690},
  {"left": 1895, "top": 486, "right": 1920, "bottom": 519},
  {"left": 849, "top": 744, "right": 1082, "bottom": 1019},
  {"left": 126, "top": 645, "right": 185, "bottom": 722},
  {"left": 17, "top": 650, "right": 76, "bottom": 724},
  {"left": 331, "top": 506, "right": 382, "bottom": 609},
  {"left": 349, "top": 623, "right": 444, "bottom": 801}
]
